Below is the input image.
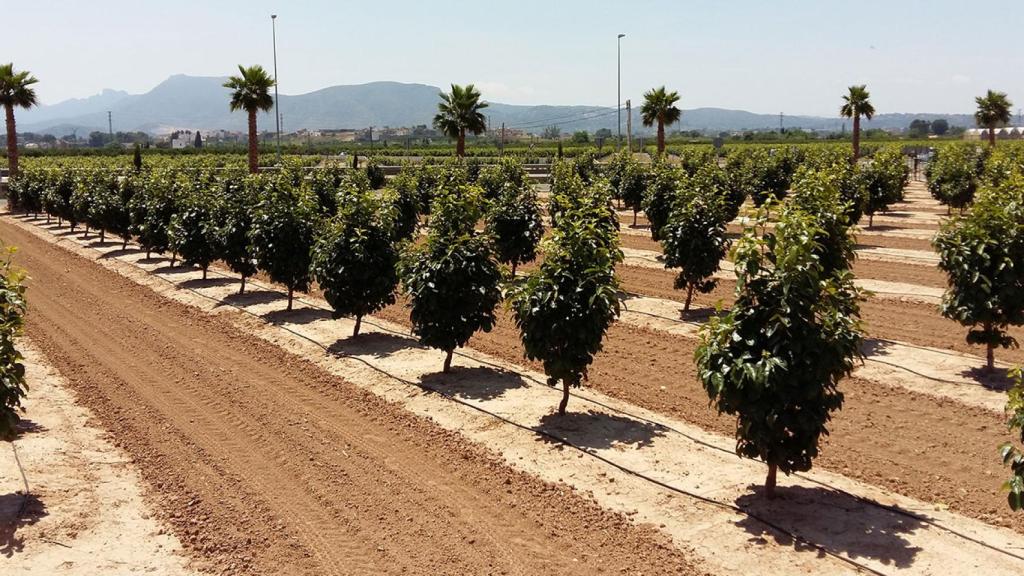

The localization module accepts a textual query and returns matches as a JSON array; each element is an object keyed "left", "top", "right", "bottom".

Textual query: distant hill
[{"left": 16, "top": 75, "right": 976, "bottom": 136}]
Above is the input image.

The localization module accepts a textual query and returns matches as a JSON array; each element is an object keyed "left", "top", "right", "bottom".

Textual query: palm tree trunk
[
  {"left": 457, "top": 128, "right": 465, "bottom": 157},
  {"left": 989, "top": 125, "right": 997, "bottom": 148},
  {"left": 657, "top": 120, "right": 665, "bottom": 155},
  {"left": 247, "top": 109, "right": 258, "bottom": 174},
  {"left": 852, "top": 115, "right": 861, "bottom": 161},
  {"left": 5, "top": 104, "right": 19, "bottom": 178}
]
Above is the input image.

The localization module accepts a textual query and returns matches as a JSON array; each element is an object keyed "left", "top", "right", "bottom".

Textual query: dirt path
[
  {"left": 0, "top": 340, "right": 196, "bottom": 575},
  {"left": 11, "top": 216, "right": 1024, "bottom": 575},
  {"left": 0, "top": 218, "right": 698, "bottom": 576}
]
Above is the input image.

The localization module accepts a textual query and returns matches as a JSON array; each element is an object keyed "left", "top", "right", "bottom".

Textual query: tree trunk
[
  {"left": 287, "top": 286, "right": 294, "bottom": 311},
  {"left": 511, "top": 260, "right": 518, "bottom": 276},
  {"left": 989, "top": 125, "right": 997, "bottom": 148},
  {"left": 985, "top": 320, "right": 995, "bottom": 372},
  {"left": 443, "top": 349, "right": 454, "bottom": 373},
  {"left": 122, "top": 235, "right": 129, "bottom": 250},
  {"left": 633, "top": 210, "right": 638, "bottom": 227},
  {"left": 247, "top": 109, "right": 258, "bottom": 174},
  {"left": 558, "top": 379, "right": 571, "bottom": 415},
  {"left": 353, "top": 314, "right": 362, "bottom": 337},
  {"left": 83, "top": 225, "right": 90, "bottom": 239},
  {"left": 684, "top": 284, "right": 694, "bottom": 313},
  {"left": 170, "top": 252, "right": 177, "bottom": 267},
  {"left": 457, "top": 128, "right": 465, "bottom": 157},
  {"left": 765, "top": 463, "right": 778, "bottom": 499},
  {"left": 657, "top": 120, "right": 665, "bottom": 155},
  {"left": 239, "top": 275, "right": 247, "bottom": 295},
  {"left": 869, "top": 212, "right": 874, "bottom": 228},
  {"left": 5, "top": 104, "right": 18, "bottom": 178},
  {"left": 852, "top": 115, "right": 861, "bottom": 162},
  {"left": 100, "top": 229, "right": 105, "bottom": 242},
  {"left": 202, "top": 266, "right": 208, "bottom": 280}
]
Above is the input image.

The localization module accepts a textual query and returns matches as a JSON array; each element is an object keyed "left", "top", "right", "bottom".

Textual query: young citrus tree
[
  {"left": 862, "top": 146, "right": 909, "bottom": 227},
  {"left": 661, "top": 189, "right": 730, "bottom": 313},
  {"left": 788, "top": 167, "right": 859, "bottom": 276},
  {"left": 400, "top": 184, "right": 501, "bottom": 373},
  {"left": 642, "top": 161, "right": 685, "bottom": 241},
  {"left": 696, "top": 206, "right": 864, "bottom": 498},
  {"left": 249, "top": 173, "right": 320, "bottom": 310},
  {"left": 1000, "top": 368, "right": 1024, "bottom": 510},
  {"left": 0, "top": 244, "right": 27, "bottom": 439},
  {"left": 476, "top": 157, "right": 528, "bottom": 201},
  {"left": 616, "top": 152, "right": 648, "bottom": 226},
  {"left": 129, "top": 169, "right": 177, "bottom": 259},
  {"left": 509, "top": 179, "right": 621, "bottom": 415},
  {"left": 169, "top": 184, "right": 224, "bottom": 280},
  {"left": 927, "top": 144, "right": 985, "bottom": 213},
  {"left": 220, "top": 174, "right": 259, "bottom": 294},
  {"left": 381, "top": 170, "right": 421, "bottom": 242},
  {"left": 934, "top": 176, "right": 1024, "bottom": 371},
  {"left": 311, "top": 193, "right": 399, "bottom": 336},
  {"left": 484, "top": 179, "right": 543, "bottom": 276}
]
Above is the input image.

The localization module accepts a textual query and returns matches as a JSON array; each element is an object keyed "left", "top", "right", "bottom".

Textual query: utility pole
[
  {"left": 779, "top": 112, "right": 784, "bottom": 134},
  {"left": 500, "top": 122, "right": 506, "bottom": 156},
  {"left": 271, "top": 14, "right": 281, "bottom": 164},
  {"left": 626, "top": 99, "right": 632, "bottom": 152},
  {"left": 369, "top": 126, "right": 373, "bottom": 152},
  {"left": 107, "top": 111, "right": 113, "bottom": 143},
  {"left": 617, "top": 33, "right": 625, "bottom": 149}
]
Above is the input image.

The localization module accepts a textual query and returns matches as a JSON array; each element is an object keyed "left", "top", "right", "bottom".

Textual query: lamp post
[
  {"left": 272, "top": 14, "right": 281, "bottom": 163},
  {"left": 617, "top": 33, "right": 625, "bottom": 149}
]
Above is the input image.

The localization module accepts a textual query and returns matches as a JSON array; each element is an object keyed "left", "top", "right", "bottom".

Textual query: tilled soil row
[
  {"left": 366, "top": 301, "right": 1024, "bottom": 535},
  {"left": 614, "top": 265, "right": 1024, "bottom": 365},
  {"left": 2, "top": 218, "right": 700, "bottom": 576}
]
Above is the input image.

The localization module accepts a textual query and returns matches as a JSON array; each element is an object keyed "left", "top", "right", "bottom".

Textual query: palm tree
[
  {"left": 975, "top": 90, "right": 1013, "bottom": 148},
  {"left": 640, "top": 86, "right": 681, "bottom": 155},
  {"left": 0, "top": 64, "right": 39, "bottom": 178},
  {"left": 433, "top": 84, "right": 488, "bottom": 157},
  {"left": 224, "top": 65, "right": 275, "bottom": 173},
  {"left": 840, "top": 85, "right": 875, "bottom": 161}
]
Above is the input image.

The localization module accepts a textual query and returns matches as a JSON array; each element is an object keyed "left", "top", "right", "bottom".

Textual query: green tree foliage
[
  {"left": 400, "top": 185, "right": 501, "bottom": 372},
  {"left": 840, "top": 84, "right": 875, "bottom": 161},
  {"left": 129, "top": 170, "right": 177, "bottom": 259},
  {"left": 223, "top": 65, "right": 275, "bottom": 173},
  {"left": 84, "top": 169, "right": 126, "bottom": 243},
  {"left": 220, "top": 174, "right": 259, "bottom": 294},
  {"left": 433, "top": 84, "right": 488, "bottom": 157},
  {"left": 1000, "top": 368, "right": 1024, "bottom": 510},
  {"left": 927, "top": 144, "right": 986, "bottom": 213},
  {"left": 484, "top": 176, "right": 543, "bottom": 275},
  {"left": 934, "top": 176, "right": 1024, "bottom": 371},
  {"left": 365, "top": 157, "right": 386, "bottom": 189},
  {"left": 907, "top": 119, "right": 931, "bottom": 138},
  {"left": 640, "top": 86, "right": 682, "bottom": 155},
  {"left": 861, "top": 146, "right": 909, "bottom": 227},
  {"left": 381, "top": 170, "right": 421, "bottom": 242},
  {"left": 133, "top": 143, "right": 143, "bottom": 172},
  {"left": 607, "top": 151, "right": 648, "bottom": 225},
  {"left": 571, "top": 130, "right": 590, "bottom": 144},
  {"left": 788, "top": 167, "right": 859, "bottom": 275},
  {"left": 476, "top": 157, "right": 529, "bottom": 201},
  {"left": 249, "top": 174, "right": 319, "bottom": 310},
  {"left": 40, "top": 169, "right": 74, "bottom": 227},
  {"left": 0, "top": 245, "right": 27, "bottom": 439},
  {"left": 311, "top": 194, "right": 399, "bottom": 336},
  {"left": 661, "top": 186, "right": 730, "bottom": 312},
  {"left": 509, "top": 180, "right": 621, "bottom": 414},
  {"left": 975, "top": 90, "right": 1013, "bottom": 147},
  {"left": 70, "top": 172, "right": 95, "bottom": 235},
  {"left": 931, "top": 119, "right": 950, "bottom": 136},
  {"left": 0, "top": 63, "right": 39, "bottom": 177},
  {"left": 642, "top": 161, "right": 685, "bottom": 241},
  {"left": 169, "top": 182, "right": 224, "bottom": 279},
  {"left": 696, "top": 207, "right": 864, "bottom": 497}
]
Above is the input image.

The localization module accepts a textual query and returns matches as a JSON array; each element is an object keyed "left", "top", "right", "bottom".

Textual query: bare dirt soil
[
  {"left": 0, "top": 218, "right": 701, "bottom": 576},
  {"left": 368, "top": 302, "right": 1024, "bottom": 535},
  {"left": 0, "top": 340, "right": 196, "bottom": 575}
]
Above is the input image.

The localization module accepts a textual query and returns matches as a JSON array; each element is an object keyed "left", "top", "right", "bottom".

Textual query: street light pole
[
  {"left": 271, "top": 14, "right": 281, "bottom": 163},
  {"left": 617, "top": 34, "right": 625, "bottom": 149}
]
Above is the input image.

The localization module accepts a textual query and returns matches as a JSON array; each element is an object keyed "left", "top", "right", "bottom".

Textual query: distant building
[{"left": 964, "top": 127, "right": 1024, "bottom": 141}]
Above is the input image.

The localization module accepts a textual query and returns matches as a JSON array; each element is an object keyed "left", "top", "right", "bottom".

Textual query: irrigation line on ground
[{"left": 26, "top": 214, "right": 1024, "bottom": 569}]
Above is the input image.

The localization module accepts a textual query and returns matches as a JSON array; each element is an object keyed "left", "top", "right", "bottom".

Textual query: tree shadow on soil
[
  {"left": 534, "top": 410, "right": 665, "bottom": 450},
  {"left": 960, "top": 366, "right": 1014, "bottom": 391},
  {"left": 219, "top": 290, "right": 281, "bottom": 308},
  {"left": 0, "top": 493, "right": 47, "bottom": 558},
  {"left": 136, "top": 256, "right": 170, "bottom": 266},
  {"left": 179, "top": 277, "right": 237, "bottom": 290},
  {"left": 328, "top": 331, "right": 415, "bottom": 360},
  {"left": 421, "top": 366, "right": 527, "bottom": 401},
  {"left": 262, "top": 307, "right": 331, "bottom": 326},
  {"left": 680, "top": 307, "right": 715, "bottom": 323},
  {"left": 98, "top": 247, "right": 143, "bottom": 260},
  {"left": 735, "top": 484, "right": 923, "bottom": 569},
  {"left": 84, "top": 240, "right": 121, "bottom": 249},
  {"left": 152, "top": 264, "right": 198, "bottom": 276},
  {"left": 14, "top": 419, "right": 46, "bottom": 436}
]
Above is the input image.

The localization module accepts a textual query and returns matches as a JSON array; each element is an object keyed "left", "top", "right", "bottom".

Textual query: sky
[{"left": 8, "top": 0, "right": 1024, "bottom": 116}]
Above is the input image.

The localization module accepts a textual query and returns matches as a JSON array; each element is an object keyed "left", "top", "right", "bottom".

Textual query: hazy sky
[{"left": 9, "top": 0, "right": 1024, "bottom": 116}]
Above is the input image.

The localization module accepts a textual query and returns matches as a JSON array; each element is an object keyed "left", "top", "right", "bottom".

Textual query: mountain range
[{"left": 15, "top": 75, "right": 977, "bottom": 137}]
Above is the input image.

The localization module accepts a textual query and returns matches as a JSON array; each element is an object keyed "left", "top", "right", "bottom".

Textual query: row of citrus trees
[
  {"left": 0, "top": 244, "right": 27, "bottom": 440},
  {"left": 6, "top": 149, "right": 897, "bottom": 496}
]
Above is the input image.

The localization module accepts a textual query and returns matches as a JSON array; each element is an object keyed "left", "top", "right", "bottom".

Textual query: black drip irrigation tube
[{"left": 20, "top": 214, "right": 1024, "bottom": 572}]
